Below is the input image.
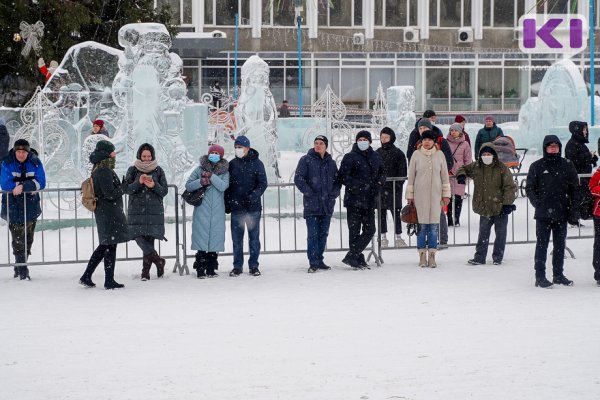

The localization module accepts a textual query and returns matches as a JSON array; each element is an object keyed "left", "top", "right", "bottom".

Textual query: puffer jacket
[
  {"left": 186, "top": 156, "right": 229, "bottom": 252},
  {"left": 338, "top": 143, "right": 386, "bottom": 209},
  {"left": 294, "top": 148, "right": 341, "bottom": 217},
  {"left": 225, "top": 148, "right": 268, "bottom": 213},
  {"left": 474, "top": 123, "right": 504, "bottom": 159},
  {"left": 455, "top": 143, "right": 516, "bottom": 217},
  {"left": 1, "top": 149, "right": 46, "bottom": 224}
]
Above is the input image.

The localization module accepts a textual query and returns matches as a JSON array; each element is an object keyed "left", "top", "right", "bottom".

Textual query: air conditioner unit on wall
[
  {"left": 403, "top": 28, "right": 419, "bottom": 43},
  {"left": 353, "top": 33, "right": 365, "bottom": 45},
  {"left": 457, "top": 27, "right": 474, "bottom": 43}
]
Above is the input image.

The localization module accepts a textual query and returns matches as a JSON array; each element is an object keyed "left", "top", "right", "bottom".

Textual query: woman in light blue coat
[{"left": 185, "top": 144, "right": 229, "bottom": 278}]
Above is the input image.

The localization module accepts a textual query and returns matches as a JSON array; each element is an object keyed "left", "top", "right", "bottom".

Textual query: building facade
[{"left": 159, "top": 0, "right": 600, "bottom": 113}]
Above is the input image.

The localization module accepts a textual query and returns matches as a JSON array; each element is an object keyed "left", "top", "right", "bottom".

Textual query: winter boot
[
  {"left": 418, "top": 249, "right": 427, "bottom": 268},
  {"left": 193, "top": 252, "right": 206, "bottom": 279},
  {"left": 13, "top": 267, "right": 18, "bottom": 278},
  {"left": 535, "top": 276, "right": 553, "bottom": 288},
  {"left": 428, "top": 249, "right": 437, "bottom": 268},
  {"left": 148, "top": 251, "right": 165, "bottom": 278},
  {"left": 342, "top": 252, "right": 361, "bottom": 269},
  {"left": 206, "top": 255, "right": 218, "bottom": 278},
  {"left": 552, "top": 275, "right": 574, "bottom": 286},
  {"left": 79, "top": 250, "right": 103, "bottom": 287},
  {"left": 141, "top": 254, "right": 152, "bottom": 281},
  {"left": 380, "top": 234, "right": 388, "bottom": 248},
  {"left": 104, "top": 256, "right": 124, "bottom": 290},
  {"left": 395, "top": 234, "right": 407, "bottom": 247},
  {"left": 358, "top": 254, "right": 370, "bottom": 269},
  {"left": 16, "top": 254, "right": 30, "bottom": 280}
]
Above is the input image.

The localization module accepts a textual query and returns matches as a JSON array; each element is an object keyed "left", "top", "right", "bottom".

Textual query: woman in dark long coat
[
  {"left": 123, "top": 143, "right": 168, "bottom": 280},
  {"left": 79, "top": 140, "right": 129, "bottom": 290}
]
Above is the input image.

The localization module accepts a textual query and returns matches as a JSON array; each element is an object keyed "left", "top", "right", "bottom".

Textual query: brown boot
[
  {"left": 141, "top": 255, "right": 152, "bottom": 281},
  {"left": 418, "top": 249, "right": 427, "bottom": 268},
  {"left": 428, "top": 249, "right": 437, "bottom": 268},
  {"left": 148, "top": 251, "right": 166, "bottom": 278}
]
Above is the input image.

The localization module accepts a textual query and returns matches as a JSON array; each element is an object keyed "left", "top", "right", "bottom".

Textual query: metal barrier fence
[{"left": 0, "top": 173, "right": 594, "bottom": 273}]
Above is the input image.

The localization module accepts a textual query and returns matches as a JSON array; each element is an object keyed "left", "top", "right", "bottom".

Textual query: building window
[
  {"left": 264, "top": 1, "right": 298, "bottom": 26},
  {"left": 537, "top": 0, "right": 573, "bottom": 14},
  {"left": 375, "top": 0, "right": 414, "bottom": 27},
  {"left": 450, "top": 67, "right": 475, "bottom": 110},
  {"left": 438, "top": 0, "right": 471, "bottom": 27},
  {"left": 204, "top": 0, "right": 249, "bottom": 26},
  {"left": 318, "top": 0, "right": 361, "bottom": 26},
  {"left": 478, "top": 68, "right": 503, "bottom": 111},
  {"left": 425, "top": 61, "right": 450, "bottom": 111},
  {"left": 483, "top": 0, "right": 525, "bottom": 28}
]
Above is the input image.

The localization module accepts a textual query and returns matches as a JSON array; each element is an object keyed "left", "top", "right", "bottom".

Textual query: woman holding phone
[{"left": 123, "top": 143, "right": 169, "bottom": 280}]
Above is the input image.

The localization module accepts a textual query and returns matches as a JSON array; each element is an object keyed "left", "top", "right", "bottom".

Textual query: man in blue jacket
[
  {"left": 1, "top": 139, "right": 46, "bottom": 280},
  {"left": 338, "top": 131, "right": 386, "bottom": 269},
  {"left": 294, "top": 135, "right": 341, "bottom": 273},
  {"left": 225, "top": 135, "right": 268, "bottom": 277}
]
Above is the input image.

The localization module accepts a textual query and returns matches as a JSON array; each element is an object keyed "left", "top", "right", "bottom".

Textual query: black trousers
[
  {"left": 447, "top": 195, "right": 463, "bottom": 225},
  {"left": 534, "top": 219, "right": 567, "bottom": 278},
  {"left": 9, "top": 220, "right": 37, "bottom": 263},
  {"left": 346, "top": 207, "right": 376, "bottom": 258},
  {"left": 593, "top": 217, "right": 600, "bottom": 281},
  {"left": 380, "top": 208, "right": 402, "bottom": 235}
]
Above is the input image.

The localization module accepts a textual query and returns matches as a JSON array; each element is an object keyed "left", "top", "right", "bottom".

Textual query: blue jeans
[
  {"left": 231, "top": 211, "right": 261, "bottom": 270},
  {"left": 306, "top": 215, "right": 332, "bottom": 266},
  {"left": 417, "top": 223, "right": 438, "bottom": 249}
]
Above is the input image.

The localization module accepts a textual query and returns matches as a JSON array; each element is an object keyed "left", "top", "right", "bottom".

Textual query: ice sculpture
[
  {"left": 517, "top": 58, "right": 589, "bottom": 150},
  {"left": 235, "top": 55, "right": 281, "bottom": 182},
  {"left": 386, "top": 86, "right": 416, "bottom": 151}
]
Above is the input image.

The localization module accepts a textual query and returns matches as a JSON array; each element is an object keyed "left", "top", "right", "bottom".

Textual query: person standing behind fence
[
  {"left": 294, "top": 135, "right": 341, "bottom": 273},
  {"left": 0, "top": 118, "right": 9, "bottom": 175},
  {"left": 279, "top": 100, "right": 291, "bottom": 118},
  {"left": 210, "top": 81, "right": 224, "bottom": 108},
  {"left": 565, "top": 121, "right": 597, "bottom": 224},
  {"left": 186, "top": 144, "right": 229, "bottom": 279},
  {"left": 406, "top": 130, "right": 450, "bottom": 268},
  {"left": 225, "top": 136, "right": 267, "bottom": 277},
  {"left": 474, "top": 115, "right": 503, "bottom": 160},
  {"left": 123, "top": 143, "right": 168, "bottom": 281},
  {"left": 455, "top": 143, "right": 515, "bottom": 266},
  {"left": 446, "top": 123, "right": 472, "bottom": 227},
  {"left": 1, "top": 139, "right": 46, "bottom": 280},
  {"left": 454, "top": 115, "right": 472, "bottom": 148},
  {"left": 79, "top": 140, "right": 128, "bottom": 289},
  {"left": 91, "top": 119, "right": 110, "bottom": 137},
  {"left": 588, "top": 167, "right": 600, "bottom": 285},
  {"left": 338, "top": 130, "right": 386, "bottom": 270},
  {"left": 526, "top": 135, "right": 580, "bottom": 288},
  {"left": 376, "top": 126, "right": 407, "bottom": 247}
]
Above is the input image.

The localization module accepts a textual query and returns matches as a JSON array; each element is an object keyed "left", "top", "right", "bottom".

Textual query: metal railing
[{"left": 0, "top": 173, "right": 594, "bottom": 273}]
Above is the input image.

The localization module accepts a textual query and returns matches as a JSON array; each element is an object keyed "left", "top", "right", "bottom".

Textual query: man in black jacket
[
  {"left": 526, "top": 135, "right": 580, "bottom": 288},
  {"left": 376, "top": 127, "right": 407, "bottom": 247},
  {"left": 565, "top": 120, "right": 598, "bottom": 222},
  {"left": 406, "top": 110, "right": 445, "bottom": 162},
  {"left": 338, "top": 131, "right": 386, "bottom": 269},
  {"left": 225, "top": 135, "right": 268, "bottom": 277}
]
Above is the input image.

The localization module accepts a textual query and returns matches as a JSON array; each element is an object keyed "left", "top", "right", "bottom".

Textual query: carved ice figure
[
  {"left": 112, "top": 23, "right": 195, "bottom": 186},
  {"left": 235, "top": 55, "right": 281, "bottom": 182},
  {"left": 386, "top": 86, "right": 416, "bottom": 151},
  {"left": 518, "top": 58, "right": 588, "bottom": 151}
]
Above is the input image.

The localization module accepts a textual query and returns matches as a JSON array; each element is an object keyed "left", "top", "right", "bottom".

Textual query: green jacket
[
  {"left": 474, "top": 124, "right": 504, "bottom": 159},
  {"left": 456, "top": 152, "right": 516, "bottom": 217}
]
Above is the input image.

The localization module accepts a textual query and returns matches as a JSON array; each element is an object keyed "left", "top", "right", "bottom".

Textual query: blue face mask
[
  {"left": 208, "top": 154, "right": 220, "bottom": 163},
  {"left": 357, "top": 141, "right": 370, "bottom": 151}
]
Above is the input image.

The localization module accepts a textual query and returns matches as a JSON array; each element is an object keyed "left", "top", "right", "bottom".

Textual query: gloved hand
[
  {"left": 456, "top": 175, "right": 466, "bottom": 185},
  {"left": 38, "top": 57, "right": 45, "bottom": 68},
  {"left": 500, "top": 204, "right": 516, "bottom": 216}
]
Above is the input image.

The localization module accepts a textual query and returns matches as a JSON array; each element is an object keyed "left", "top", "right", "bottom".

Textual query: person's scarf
[
  {"left": 97, "top": 157, "right": 116, "bottom": 170},
  {"left": 134, "top": 159, "right": 158, "bottom": 173}
]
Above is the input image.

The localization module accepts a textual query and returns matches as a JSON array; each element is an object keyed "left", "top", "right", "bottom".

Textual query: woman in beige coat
[{"left": 405, "top": 130, "right": 451, "bottom": 268}]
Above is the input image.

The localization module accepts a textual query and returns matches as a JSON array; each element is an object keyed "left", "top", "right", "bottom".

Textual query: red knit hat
[
  {"left": 92, "top": 119, "right": 104, "bottom": 128},
  {"left": 454, "top": 115, "right": 466, "bottom": 123},
  {"left": 208, "top": 144, "right": 225, "bottom": 157}
]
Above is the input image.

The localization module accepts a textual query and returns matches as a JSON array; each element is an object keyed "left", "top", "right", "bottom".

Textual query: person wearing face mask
[
  {"left": 224, "top": 135, "right": 267, "bottom": 277},
  {"left": 122, "top": 143, "right": 169, "bottom": 281},
  {"left": 446, "top": 123, "right": 472, "bottom": 227},
  {"left": 406, "top": 130, "right": 450, "bottom": 268},
  {"left": 454, "top": 143, "right": 516, "bottom": 267},
  {"left": 338, "top": 130, "right": 386, "bottom": 269},
  {"left": 186, "top": 144, "right": 230, "bottom": 279},
  {"left": 526, "top": 135, "right": 580, "bottom": 288},
  {"left": 294, "top": 135, "right": 341, "bottom": 273},
  {"left": 565, "top": 121, "right": 598, "bottom": 223}
]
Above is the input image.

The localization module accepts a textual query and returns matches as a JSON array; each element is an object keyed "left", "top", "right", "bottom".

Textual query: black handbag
[{"left": 182, "top": 186, "right": 207, "bottom": 207}]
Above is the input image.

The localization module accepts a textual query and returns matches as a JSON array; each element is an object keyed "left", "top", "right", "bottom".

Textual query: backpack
[{"left": 81, "top": 168, "right": 97, "bottom": 212}]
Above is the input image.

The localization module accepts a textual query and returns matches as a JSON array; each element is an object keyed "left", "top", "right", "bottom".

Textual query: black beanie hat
[
  {"left": 355, "top": 130, "right": 372, "bottom": 143},
  {"left": 14, "top": 139, "right": 30, "bottom": 153},
  {"left": 420, "top": 130, "right": 436, "bottom": 141},
  {"left": 314, "top": 135, "right": 328, "bottom": 148},
  {"left": 95, "top": 140, "right": 115, "bottom": 154},
  {"left": 423, "top": 109, "right": 436, "bottom": 118}
]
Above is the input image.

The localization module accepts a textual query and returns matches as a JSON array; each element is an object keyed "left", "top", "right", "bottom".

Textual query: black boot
[
  {"left": 104, "top": 253, "right": 124, "bottom": 290},
  {"left": 535, "top": 276, "right": 553, "bottom": 288},
  {"left": 15, "top": 254, "right": 30, "bottom": 281},
  {"left": 193, "top": 252, "right": 206, "bottom": 279},
  {"left": 148, "top": 250, "right": 166, "bottom": 278},
  {"left": 206, "top": 253, "right": 218, "bottom": 278},
  {"left": 13, "top": 267, "right": 18, "bottom": 278},
  {"left": 80, "top": 247, "right": 105, "bottom": 287},
  {"left": 141, "top": 254, "right": 151, "bottom": 281}
]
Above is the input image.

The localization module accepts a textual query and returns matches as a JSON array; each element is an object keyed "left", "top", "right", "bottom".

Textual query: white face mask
[
  {"left": 357, "top": 141, "right": 370, "bottom": 151},
  {"left": 235, "top": 148, "right": 245, "bottom": 158},
  {"left": 481, "top": 155, "right": 494, "bottom": 165}
]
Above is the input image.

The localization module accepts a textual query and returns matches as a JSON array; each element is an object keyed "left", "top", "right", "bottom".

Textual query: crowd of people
[{"left": 0, "top": 111, "right": 599, "bottom": 289}]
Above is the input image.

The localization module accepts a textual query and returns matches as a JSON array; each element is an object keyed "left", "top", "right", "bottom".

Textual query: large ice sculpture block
[{"left": 386, "top": 86, "right": 416, "bottom": 152}]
